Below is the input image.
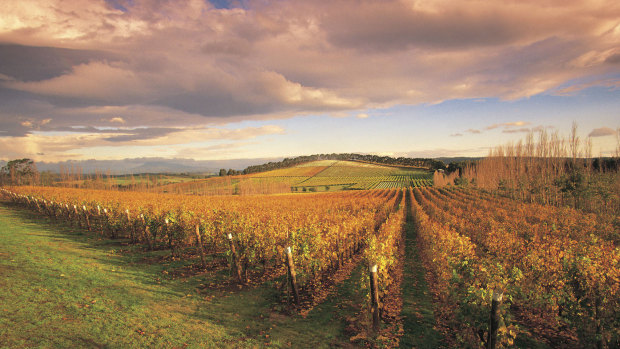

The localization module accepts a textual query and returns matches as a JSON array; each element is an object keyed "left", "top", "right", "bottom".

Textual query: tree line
[
  {"left": 241, "top": 153, "right": 445, "bottom": 175},
  {"left": 460, "top": 123, "right": 620, "bottom": 216}
]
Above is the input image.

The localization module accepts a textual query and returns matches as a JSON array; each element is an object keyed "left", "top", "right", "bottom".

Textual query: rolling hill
[{"left": 155, "top": 160, "right": 433, "bottom": 195}]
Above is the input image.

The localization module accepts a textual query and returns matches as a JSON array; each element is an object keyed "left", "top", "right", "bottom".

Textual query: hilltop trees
[
  {"left": 0, "top": 158, "right": 39, "bottom": 185},
  {"left": 220, "top": 168, "right": 241, "bottom": 176},
  {"left": 242, "top": 153, "right": 445, "bottom": 174}
]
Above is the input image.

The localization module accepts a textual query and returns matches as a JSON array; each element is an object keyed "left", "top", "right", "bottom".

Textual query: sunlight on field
[{"left": 154, "top": 160, "right": 433, "bottom": 195}]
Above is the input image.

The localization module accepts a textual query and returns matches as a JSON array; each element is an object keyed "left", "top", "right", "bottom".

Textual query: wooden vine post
[
  {"left": 165, "top": 218, "right": 175, "bottom": 257},
  {"left": 64, "top": 204, "right": 71, "bottom": 225},
  {"left": 140, "top": 214, "right": 153, "bottom": 251},
  {"left": 73, "top": 205, "right": 81, "bottom": 228},
  {"left": 96, "top": 205, "right": 103, "bottom": 235},
  {"left": 65, "top": 204, "right": 69, "bottom": 220},
  {"left": 126, "top": 209, "right": 136, "bottom": 243},
  {"left": 103, "top": 208, "right": 113, "bottom": 238},
  {"left": 82, "top": 205, "right": 91, "bottom": 231},
  {"left": 43, "top": 200, "right": 52, "bottom": 220},
  {"left": 487, "top": 290, "right": 503, "bottom": 349},
  {"left": 227, "top": 233, "right": 243, "bottom": 283},
  {"left": 194, "top": 224, "right": 207, "bottom": 269},
  {"left": 285, "top": 246, "right": 300, "bottom": 305},
  {"left": 369, "top": 263, "right": 380, "bottom": 332},
  {"left": 50, "top": 201, "right": 58, "bottom": 221}
]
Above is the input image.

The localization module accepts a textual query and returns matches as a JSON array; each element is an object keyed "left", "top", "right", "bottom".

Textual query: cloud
[
  {"left": 501, "top": 125, "right": 553, "bottom": 134},
  {"left": 174, "top": 141, "right": 255, "bottom": 159},
  {"left": 14, "top": 117, "right": 53, "bottom": 130},
  {"left": 502, "top": 128, "right": 533, "bottom": 134},
  {"left": 0, "top": 124, "right": 286, "bottom": 161},
  {"left": 0, "top": 44, "right": 114, "bottom": 82},
  {"left": 589, "top": 127, "right": 617, "bottom": 137},
  {"left": 0, "top": 0, "right": 619, "bottom": 160},
  {"left": 6, "top": 61, "right": 151, "bottom": 102},
  {"left": 454, "top": 122, "right": 551, "bottom": 136},
  {"left": 4, "top": 57, "right": 361, "bottom": 120},
  {"left": 356, "top": 113, "right": 369, "bottom": 119},
  {"left": 102, "top": 127, "right": 180, "bottom": 142},
  {"left": 0, "top": 0, "right": 617, "bottom": 116},
  {"left": 0, "top": 0, "right": 149, "bottom": 45},
  {"left": 553, "top": 78, "right": 620, "bottom": 96},
  {"left": 606, "top": 53, "right": 620, "bottom": 64},
  {"left": 320, "top": 1, "right": 559, "bottom": 52},
  {"left": 100, "top": 125, "right": 287, "bottom": 145},
  {"left": 485, "top": 121, "right": 530, "bottom": 130},
  {"left": 109, "top": 117, "right": 125, "bottom": 124}
]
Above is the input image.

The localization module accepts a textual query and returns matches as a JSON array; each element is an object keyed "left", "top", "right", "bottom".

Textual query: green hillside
[{"left": 157, "top": 160, "right": 433, "bottom": 195}]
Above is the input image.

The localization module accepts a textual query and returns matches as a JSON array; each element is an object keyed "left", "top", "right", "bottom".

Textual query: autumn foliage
[
  {"left": 2, "top": 183, "right": 618, "bottom": 347},
  {"left": 411, "top": 186, "right": 619, "bottom": 348}
]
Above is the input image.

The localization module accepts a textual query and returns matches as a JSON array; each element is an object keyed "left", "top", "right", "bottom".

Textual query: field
[
  {"left": 2, "top": 185, "right": 617, "bottom": 348},
  {"left": 156, "top": 160, "right": 433, "bottom": 195},
  {"left": 52, "top": 173, "right": 208, "bottom": 192}
]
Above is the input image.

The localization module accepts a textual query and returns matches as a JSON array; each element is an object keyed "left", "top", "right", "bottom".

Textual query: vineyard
[
  {"left": 1, "top": 184, "right": 617, "bottom": 348},
  {"left": 410, "top": 187, "right": 619, "bottom": 348},
  {"left": 0, "top": 186, "right": 404, "bottom": 324},
  {"left": 155, "top": 160, "right": 433, "bottom": 195}
]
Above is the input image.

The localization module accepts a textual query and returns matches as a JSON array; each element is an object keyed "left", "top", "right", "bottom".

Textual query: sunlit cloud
[
  {"left": 502, "top": 125, "right": 554, "bottom": 134},
  {"left": 109, "top": 117, "right": 126, "bottom": 124},
  {"left": 485, "top": 121, "right": 530, "bottom": 130},
  {"left": 502, "top": 128, "right": 534, "bottom": 134},
  {"left": 0, "top": 0, "right": 619, "bottom": 160},
  {"left": 6, "top": 61, "right": 149, "bottom": 102},
  {"left": 174, "top": 141, "right": 256, "bottom": 159},
  {"left": 0, "top": 125, "right": 286, "bottom": 161}
]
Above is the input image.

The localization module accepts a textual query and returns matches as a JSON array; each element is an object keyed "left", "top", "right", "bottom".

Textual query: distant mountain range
[{"left": 0, "top": 157, "right": 282, "bottom": 175}]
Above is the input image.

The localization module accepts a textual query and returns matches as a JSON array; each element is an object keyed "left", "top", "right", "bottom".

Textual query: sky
[{"left": 0, "top": 0, "right": 619, "bottom": 162}]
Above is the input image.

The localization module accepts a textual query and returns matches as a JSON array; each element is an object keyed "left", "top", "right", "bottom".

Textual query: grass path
[
  {"left": 266, "top": 263, "right": 366, "bottom": 348},
  {"left": 0, "top": 204, "right": 362, "bottom": 348},
  {"left": 398, "top": 191, "right": 444, "bottom": 348}
]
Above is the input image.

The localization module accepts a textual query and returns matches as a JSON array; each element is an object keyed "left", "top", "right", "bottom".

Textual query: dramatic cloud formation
[
  {"left": 0, "top": 124, "right": 285, "bottom": 160},
  {"left": 0, "top": 0, "right": 619, "bottom": 161}
]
